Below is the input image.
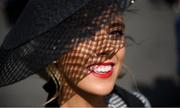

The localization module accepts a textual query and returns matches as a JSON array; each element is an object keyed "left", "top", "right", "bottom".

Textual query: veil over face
[{"left": 47, "top": 0, "right": 126, "bottom": 105}]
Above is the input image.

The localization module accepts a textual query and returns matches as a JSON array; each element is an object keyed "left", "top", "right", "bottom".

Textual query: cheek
[
  {"left": 116, "top": 47, "right": 125, "bottom": 64},
  {"left": 113, "top": 47, "right": 125, "bottom": 75},
  {"left": 58, "top": 51, "right": 90, "bottom": 85}
]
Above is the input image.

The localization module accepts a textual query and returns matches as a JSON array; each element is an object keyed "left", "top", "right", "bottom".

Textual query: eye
[
  {"left": 107, "top": 22, "right": 125, "bottom": 37},
  {"left": 109, "top": 30, "right": 123, "bottom": 36}
]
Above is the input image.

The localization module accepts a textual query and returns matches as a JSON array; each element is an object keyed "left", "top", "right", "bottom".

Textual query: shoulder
[{"left": 111, "top": 85, "right": 151, "bottom": 107}]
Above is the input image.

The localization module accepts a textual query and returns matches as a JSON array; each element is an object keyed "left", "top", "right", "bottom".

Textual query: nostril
[
  {"left": 95, "top": 50, "right": 115, "bottom": 58},
  {"left": 96, "top": 52, "right": 109, "bottom": 56}
]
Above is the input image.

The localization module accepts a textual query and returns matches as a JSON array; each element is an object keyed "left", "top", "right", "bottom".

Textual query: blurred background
[{"left": 0, "top": 0, "right": 180, "bottom": 107}]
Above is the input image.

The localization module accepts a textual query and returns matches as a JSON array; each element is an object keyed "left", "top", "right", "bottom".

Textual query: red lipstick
[{"left": 88, "top": 62, "right": 114, "bottom": 78}]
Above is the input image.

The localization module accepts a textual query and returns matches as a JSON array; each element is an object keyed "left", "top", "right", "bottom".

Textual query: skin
[{"left": 61, "top": 41, "right": 125, "bottom": 107}]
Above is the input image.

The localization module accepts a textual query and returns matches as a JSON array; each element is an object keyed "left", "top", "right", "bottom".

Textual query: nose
[{"left": 94, "top": 38, "right": 125, "bottom": 58}]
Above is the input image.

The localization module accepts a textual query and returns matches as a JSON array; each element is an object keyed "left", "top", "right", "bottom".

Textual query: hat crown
[
  {"left": 3, "top": 0, "right": 90, "bottom": 49},
  {"left": 2, "top": 0, "right": 133, "bottom": 49}
]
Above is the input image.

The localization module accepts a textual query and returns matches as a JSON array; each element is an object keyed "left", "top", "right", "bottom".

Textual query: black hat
[{"left": 0, "top": 0, "right": 135, "bottom": 87}]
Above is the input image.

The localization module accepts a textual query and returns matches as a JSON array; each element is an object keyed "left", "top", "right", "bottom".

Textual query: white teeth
[{"left": 90, "top": 65, "right": 112, "bottom": 73}]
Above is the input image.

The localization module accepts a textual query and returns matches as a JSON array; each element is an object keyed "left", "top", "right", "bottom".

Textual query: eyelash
[{"left": 109, "top": 30, "right": 123, "bottom": 36}]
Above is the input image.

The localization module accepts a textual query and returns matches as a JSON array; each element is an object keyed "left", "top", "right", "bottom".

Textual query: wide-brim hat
[{"left": 0, "top": 0, "right": 135, "bottom": 87}]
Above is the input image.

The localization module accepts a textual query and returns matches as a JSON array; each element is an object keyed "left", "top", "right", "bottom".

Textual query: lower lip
[{"left": 91, "top": 70, "right": 113, "bottom": 78}]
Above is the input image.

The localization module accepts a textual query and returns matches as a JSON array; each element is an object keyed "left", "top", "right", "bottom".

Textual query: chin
[
  {"left": 90, "top": 82, "right": 115, "bottom": 96},
  {"left": 77, "top": 73, "right": 116, "bottom": 96}
]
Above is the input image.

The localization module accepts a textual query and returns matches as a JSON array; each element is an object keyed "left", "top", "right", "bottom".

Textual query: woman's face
[
  {"left": 57, "top": 15, "right": 125, "bottom": 97},
  {"left": 55, "top": 4, "right": 125, "bottom": 101}
]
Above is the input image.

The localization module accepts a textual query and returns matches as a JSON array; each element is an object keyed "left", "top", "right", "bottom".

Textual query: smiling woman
[
  {"left": 0, "top": 0, "right": 150, "bottom": 107},
  {"left": 45, "top": 2, "right": 126, "bottom": 105}
]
